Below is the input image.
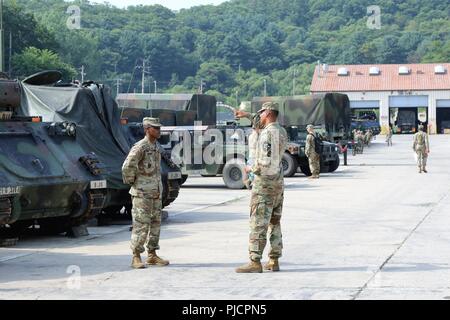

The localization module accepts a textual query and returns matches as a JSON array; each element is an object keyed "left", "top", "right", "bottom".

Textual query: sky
[{"left": 92, "top": 0, "right": 227, "bottom": 10}]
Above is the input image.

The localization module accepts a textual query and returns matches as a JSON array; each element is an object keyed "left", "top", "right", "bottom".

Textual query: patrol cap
[
  {"left": 143, "top": 117, "right": 161, "bottom": 128},
  {"left": 257, "top": 101, "right": 279, "bottom": 113},
  {"left": 306, "top": 124, "right": 314, "bottom": 130}
]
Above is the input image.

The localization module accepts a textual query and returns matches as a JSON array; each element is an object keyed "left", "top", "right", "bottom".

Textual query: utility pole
[
  {"left": 292, "top": 69, "right": 297, "bottom": 96},
  {"left": 80, "top": 65, "right": 86, "bottom": 83},
  {"left": 263, "top": 79, "right": 267, "bottom": 97},
  {"left": 0, "top": 0, "right": 4, "bottom": 73},
  {"left": 235, "top": 90, "right": 239, "bottom": 108},
  {"left": 116, "top": 78, "right": 121, "bottom": 96},
  {"left": 200, "top": 79, "right": 205, "bottom": 94},
  {"left": 8, "top": 30, "right": 11, "bottom": 78},
  {"left": 141, "top": 59, "right": 145, "bottom": 94},
  {"left": 154, "top": 80, "right": 157, "bottom": 94}
]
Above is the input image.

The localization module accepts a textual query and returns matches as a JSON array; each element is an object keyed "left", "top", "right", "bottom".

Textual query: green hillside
[{"left": 5, "top": 0, "right": 450, "bottom": 105}]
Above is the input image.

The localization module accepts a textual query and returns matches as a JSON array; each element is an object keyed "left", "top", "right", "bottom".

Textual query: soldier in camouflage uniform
[
  {"left": 386, "top": 125, "right": 393, "bottom": 146},
  {"left": 236, "top": 102, "right": 288, "bottom": 273},
  {"left": 413, "top": 124, "right": 430, "bottom": 173},
  {"left": 122, "top": 117, "right": 170, "bottom": 269},
  {"left": 305, "top": 124, "right": 320, "bottom": 179},
  {"left": 364, "top": 129, "right": 373, "bottom": 147}
]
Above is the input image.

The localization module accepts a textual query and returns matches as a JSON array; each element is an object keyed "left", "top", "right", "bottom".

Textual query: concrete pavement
[{"left": 1, "top": 134, "right": 449, "bottom": 300}]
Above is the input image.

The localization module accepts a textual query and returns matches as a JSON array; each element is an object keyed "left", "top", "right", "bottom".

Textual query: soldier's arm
[
  {"left": 412, "top": 134, "right": 416, "bottom": 150},
  {"left": 122, "top": 145, "right": 143, "bottom": 185},
  {"left": 234, "top": 110, "right": 254, "bottom": 120},
  {"left": 426, "top": 133, "right": 430, "bottom": 152}
]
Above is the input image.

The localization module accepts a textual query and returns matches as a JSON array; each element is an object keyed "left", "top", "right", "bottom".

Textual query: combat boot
[
  {"left": 263, "top": 258, "right": 280, "bottom": 272},
  {"left": 418, "top": 168, "right": 422, "bottom": 173},
  {"left": 131, "top": 253, "right": 145, "bottom": 269},
  {"left": 146, "top": 250, "right": 170, "bottom": 266},
  {"left": 423, "top": 167, "right": 427, "bottom": 173},
  {"left": 235, "top": 260, "right": 262, "bottom": 273}
]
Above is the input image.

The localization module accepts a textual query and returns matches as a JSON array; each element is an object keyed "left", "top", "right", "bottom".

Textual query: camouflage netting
[{"left": 18, "top": 82, "right": 130, "bottom": 190}]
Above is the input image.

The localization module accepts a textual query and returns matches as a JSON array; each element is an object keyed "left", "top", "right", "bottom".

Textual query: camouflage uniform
[
  {"left": 413, "top": 128, "right": 429, "bottom": 172},
  {"left": 244, "top": 114, "right": 262, "bottom": 189},
  {"left": 364, "top": 130, "right": 372, "bottom": 146},
  {"left": 122, "top": 135, "right": 163, "bottom": 255},
  {"left": 248, "top": 119, "right": 287, "bottom": 262},
  {"left": 305, "top": 132, "right": 320, "bottom": 177},
  {"left": 386, "top": 127, "right": 393, "bottom": 146}
]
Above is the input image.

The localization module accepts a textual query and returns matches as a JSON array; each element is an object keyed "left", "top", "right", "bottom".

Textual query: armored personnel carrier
[
  {"left": 1, "top": 72, "right": 182, "bottom": 241},
  {"left": 18, "top": 73, "right": 182, "bottom": 218},
  {"left": 0, "top": 76, "right": 107, "bottom": 238}
]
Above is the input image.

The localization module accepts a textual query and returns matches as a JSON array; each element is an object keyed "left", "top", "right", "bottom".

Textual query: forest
[{"left": 4, "top": 0, "right": 450, "bottom": 106}]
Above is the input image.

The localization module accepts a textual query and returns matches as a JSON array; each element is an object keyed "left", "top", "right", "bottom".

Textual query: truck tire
[
  {"left": 282, "top": 153, "right": 298, "bottom": 177},
  {"left": 328, "top": 154, "right": 340, "bottom": 172},
  {"left": 222, "top": 158, "right": 245, "bottom": 189},
  {"left": 181, "top": 175, "right": 188, "bottom": 185}
]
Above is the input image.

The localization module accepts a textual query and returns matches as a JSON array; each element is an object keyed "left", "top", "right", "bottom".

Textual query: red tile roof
[{"left": 310, "top": 63, "right": 450, "bottom": 92}]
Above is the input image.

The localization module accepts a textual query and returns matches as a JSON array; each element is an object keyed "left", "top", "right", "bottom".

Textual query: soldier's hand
[
  {"left": 244, "top": 166, "right": 252, "bottom": 174},
  {"left": 234, "top": 110, "right": 250, "bottom": 119}
]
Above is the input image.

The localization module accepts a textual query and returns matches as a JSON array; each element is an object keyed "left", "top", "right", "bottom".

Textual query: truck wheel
[
  {"left": 300, "top": 164, "right": 312, "bottom": 176},
  {"left": 282, "top": 153, "right": 298, "bottom": 177},
  {"left": 328, "top": 154, "right": 340, "bottom": 172},
  {"left": 222, "top": 158, "right": 245, "bottom": 189},
  {"left": 181, "top": 175, "right": 188, "bottom": 185}
]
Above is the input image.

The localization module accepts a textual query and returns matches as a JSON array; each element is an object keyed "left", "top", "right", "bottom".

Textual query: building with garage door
[{"left": 310, "top": 63, "right": 450, "bottom": 134}]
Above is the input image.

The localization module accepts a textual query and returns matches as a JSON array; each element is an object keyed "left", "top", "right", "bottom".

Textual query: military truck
[
  {"left": 351, "top": 110, "right": 381, "bottom": 135},
  {"left": 395, "top": 108, "right": 417, "bottom": 134},
  {"left": 1, "top": 76, "right": 108, "bottom": 239},
  {"left": 118, "top": 93, "right": 257, "bottom": 189},
  {"left": 251, "top": 93, "right": 350, "bottom": 177}
]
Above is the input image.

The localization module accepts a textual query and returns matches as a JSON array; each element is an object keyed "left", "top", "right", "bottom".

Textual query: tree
[
  {"left": 12, "top": 47, "right": 77, "bottom": 80},
  {"left": 195, "top": 61, "right": 236, "bottom": 94}
]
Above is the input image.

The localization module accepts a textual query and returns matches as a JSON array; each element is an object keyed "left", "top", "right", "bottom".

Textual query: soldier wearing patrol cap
[
  {"left": 306, "top": 124, "right": 320, "bottom": 179},
  {"left": 413, "top": 124, "right": 430, "bottom": 173},
  {"left": 236, "top": 101, "right": 288, "bottom": 273},
  {"left": 122, "top": 117, "right": 170, "bottom": 269}
]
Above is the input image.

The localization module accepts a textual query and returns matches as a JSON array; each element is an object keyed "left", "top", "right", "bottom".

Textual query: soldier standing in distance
[
  {"left": 413, "top": 124, "right": 430, "bottom": 173},
  {"left": 386, "top": 125, "right": 393, "bottom": 146},
  {"left": 305, "top": 124, "right": 320, "bottom": 179},
  {"left": 236, "top": 102, "right": 288, "bottom": 273},
  {"left": 122, "top": 117, "right": 170, "bottom": 269}
]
